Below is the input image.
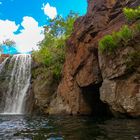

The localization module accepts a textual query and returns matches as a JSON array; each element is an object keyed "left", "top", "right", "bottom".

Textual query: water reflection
[{"left": 0, "top": 115, "right": 140, "bottom": 140}]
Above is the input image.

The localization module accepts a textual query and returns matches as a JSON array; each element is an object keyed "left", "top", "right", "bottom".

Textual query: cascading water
[
  {"left": 0, "top": 57, "right": 9, "bottom": 73},
  {"left": 0, "top": 54, "right": 31, "bottom": 114}
]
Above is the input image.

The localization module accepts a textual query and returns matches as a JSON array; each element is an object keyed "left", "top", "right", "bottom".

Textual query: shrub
[
  {"left": 99, "top": 25, "right": 134, "bottom": 53},
  {"left": 52, "top": 63, "right": 63, "bottom": 80},
  {"left": 118, "top": 25, "right": 134, "bottom": 44},
  {"left": 99, "top": 35, "right": 117, "bottom": 52},
  {"left": 123, "top": 6, "right": 140, "bottom": 21},
  {"left": 112, "top": 32, "right": 121, "bottom": 44}
]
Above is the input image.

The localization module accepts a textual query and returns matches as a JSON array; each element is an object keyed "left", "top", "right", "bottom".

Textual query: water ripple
[{"left": 0, "top": 115, "right": 140, "bottom": 140}]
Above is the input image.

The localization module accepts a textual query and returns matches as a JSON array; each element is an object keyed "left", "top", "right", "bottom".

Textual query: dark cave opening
[{"left": 81, "top": 83, "right": 112, "bottom": 117}]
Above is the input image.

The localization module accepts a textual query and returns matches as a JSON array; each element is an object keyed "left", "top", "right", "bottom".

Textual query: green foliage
[
  {"left": 99, "top": 25, "right": 134, "bottom": 53},
  {"left": 123, "top": 6, "right": 140, "bottom": 21},
  {"left": 0, "top": 39, "right": 15, "bottom": 54},
  {"left": 32, "top": 12, "right": 78, "bottom": 80},
  {"left": 99, "top": 6, "right": 140, "bottom": 53},
  {"left": 99, "top": 35, "right": 117, "bottom": 52},
  {"left": 32, "top": 46, "right": 65, "bottom": 80},
  {"left": 117, "top": 25, "right": 134, "bottom": 44}
]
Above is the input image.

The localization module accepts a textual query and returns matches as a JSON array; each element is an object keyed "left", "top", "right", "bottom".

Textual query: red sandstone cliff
[
  {"left": 47, "top": 0, "right": 140, "bottom": 117},
  {"left": 32, "top": 0, "right": 140, "bottom": 117}
]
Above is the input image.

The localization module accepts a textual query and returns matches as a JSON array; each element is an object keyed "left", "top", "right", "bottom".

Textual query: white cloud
[
  {"left": 14, "top": 16, "right": 44, "bottom": 52},
  {"left": 0, "top": 17, "right": 44, "bottom": 53},
  {"left": 42, "top": 3, "right": 57, "bottom": 19},
  {"left": 0, "top": 20, "right": 19, "bottom": 43}
]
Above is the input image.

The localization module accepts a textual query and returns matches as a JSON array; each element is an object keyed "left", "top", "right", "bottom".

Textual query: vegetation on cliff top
[
  {"left": 99, "top": 6, "right": 140, "bottom": 53},
  {"left": 32, "top": 12, "right": 78, "bottom": 80},
  {"left": 123, "top": 6, "right": 140, "bottom": 21},
  {"left": 99, "top": 25, "right": 135, "bottom": 53}
]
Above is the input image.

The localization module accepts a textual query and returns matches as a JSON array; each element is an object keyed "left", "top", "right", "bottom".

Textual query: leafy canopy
[
  {"left": 33, "top": 12, "right": 78, "bottom": 80},
  {"left": 0, "top": 39, "right": 16, "bottom": 53}
]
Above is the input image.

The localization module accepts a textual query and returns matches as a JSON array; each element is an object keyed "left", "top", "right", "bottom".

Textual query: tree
[
  {"left": 33, "top": 12, "right": 78, "bottom": 80},
  {"left": 0, "top": 39, "right": 16, "bottom": 54}
]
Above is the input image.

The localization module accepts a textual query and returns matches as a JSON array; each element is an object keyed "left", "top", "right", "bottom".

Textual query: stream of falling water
[
  {"left": 0, "top": 54, "right": 31, "bottom": 114},
  {"left": 0, "top": 57, "right": 9, "bottom": 73}
]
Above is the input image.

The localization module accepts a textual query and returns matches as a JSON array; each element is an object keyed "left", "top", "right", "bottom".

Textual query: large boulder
[
  {"left": 31, "top": 64, "right": 59, "bottom": 114},
  {"left": 99, "top": 37, "right": 140, "bottom": 117}
]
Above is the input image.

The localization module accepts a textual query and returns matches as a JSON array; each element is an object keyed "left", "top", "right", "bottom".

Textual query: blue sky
[{"left": 0, "top": 0, "right": 87, "bottom": 53}]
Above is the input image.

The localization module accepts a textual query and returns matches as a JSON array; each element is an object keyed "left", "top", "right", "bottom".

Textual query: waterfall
[
  {"left": 0, "top": 54, "right": 31, "bottom": 114},
  {"left": 0, "top": 57, "right": 9, "bottom": 73}
]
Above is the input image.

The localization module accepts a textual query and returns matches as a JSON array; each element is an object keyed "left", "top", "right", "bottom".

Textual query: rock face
[
  {"left": 31, "top": 62, "right": 59, "bottom": 114},
  {"left": 99, "top": 37, "right": 140, "bottom": 117},
  {"left": 50, "top": 0, "right": 140, "bottom": 116},
  {"left": 31, "top": 0, "right": 140, "bottom": 117}
]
